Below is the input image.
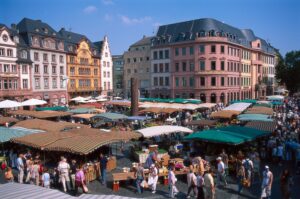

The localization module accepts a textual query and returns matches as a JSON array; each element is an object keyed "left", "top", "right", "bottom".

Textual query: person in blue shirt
[
  {"left": 99, "top": 153, "right": 108, "bottom": 186},
  {"left": 42, "top": 167, "right": 50, "bottom": 188}
]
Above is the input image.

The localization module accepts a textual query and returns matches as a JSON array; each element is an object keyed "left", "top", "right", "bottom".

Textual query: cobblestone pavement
[{"left": 1, "top": 142, "right": 300, "bottom": 199}]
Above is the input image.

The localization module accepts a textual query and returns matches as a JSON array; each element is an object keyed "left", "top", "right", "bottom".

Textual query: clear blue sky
[{"left": 0, "top": 0, "right": 299, "bottom": 55}]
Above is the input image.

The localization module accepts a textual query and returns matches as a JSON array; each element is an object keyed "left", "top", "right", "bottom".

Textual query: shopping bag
[
  {"left": 83, "top": 184, "right": 89, "bottom": 193},
  {"left": 140, "top": 180, "right": 148, "bottom": 188}
]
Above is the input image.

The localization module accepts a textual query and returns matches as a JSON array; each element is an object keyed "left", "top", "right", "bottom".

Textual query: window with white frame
[{"left": 22, "top": 79, "right": 28, "bottom": 89}]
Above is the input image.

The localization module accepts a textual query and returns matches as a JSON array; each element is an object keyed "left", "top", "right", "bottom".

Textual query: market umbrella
[
  {"left": 137, "top": 125, "right": 193, "bottom": 138},
  {"left": 0, "top": 100, "right": 21, "bottom": 108},
  {"left": 21, "top": 99, "right": 47, "bottom": 106},
  {"left": 70, "top": 96, "right": 86, "bottom": 101}
]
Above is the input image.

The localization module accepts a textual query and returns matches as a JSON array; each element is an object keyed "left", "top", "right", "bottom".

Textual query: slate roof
[
  {"left": 154, "top": 18, "right": 275, "bottom": 54},
  {"left": 58, "top": 28, "right": 100, "bottom": 56},
  {"left": 130, "top": 36, "right": 153, "bottom": 47},
  {"left": 93, "top": 40, "right": 103, "bottom": 51},
  {"left": 17, "top": 18, "right": 59, "bottom": 38}
]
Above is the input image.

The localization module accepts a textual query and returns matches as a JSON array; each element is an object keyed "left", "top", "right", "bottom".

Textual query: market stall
[
  {"left": 0, "top": 117, "right": 18, "bottom": 126},
  {"left": 186, "top": 119, "right": 217, "bottom": 127},
  {"left": 237, "top": 114, "right": 273, "bottom": 122},
  {"left": 245, "top": 106, "right": 274, "bottom": 115},
  {"left": 11, "top": 127, "right": 140, "bottom": 182},
  {"left": 245, "top": 121, "right": 277, "bottom": 132},
  {"left": 210, "top": 110, "right": 241, "bottom": 119},
  {"left": 13, "top": 119, "right": 86, "bottom": 132},
  {"left": 8, "top": 110, "right": 72, "bottom": 119},
  {"left": 137, "top": 125, "right": 193, "bottom": 138},
  {"left": 223, "top": 102, "right": 252, "bottom": 112}
]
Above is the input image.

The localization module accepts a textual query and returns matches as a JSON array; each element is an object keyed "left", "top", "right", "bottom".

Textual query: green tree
[{"left": 275, "top": 50, "right": 300, "bottom": 94}]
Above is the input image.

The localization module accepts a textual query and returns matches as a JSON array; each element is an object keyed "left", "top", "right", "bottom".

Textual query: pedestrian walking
[
  {"left": 216, "top": 157, "right": 227, "bottom": 187},
  {"left": 99, "top": 153, "right": 108, "bottom": 186},
  {"left": 168, "top": 165, "right": 179, "bottom": 198},
  {"left": 75, "top": 165, "right": 88, "bottom": 196},
  {"left": 58, "top": 157, "right": 71, "bottom": 192},
  {"left": 147, "top": 164, "right": 158, "bottom": 194},
  {"left": 186, "top": 165, "right": 198, "bottom": 198},
  {"left": 242, "top": 158, "right": 253, "bottom": 186},
  {"left": 70, "top": 159, "right": 77, "bottom": 190},
  {"left": 220, "top": 149, "right": 229, "bottom": 175},
  {"left": 31, "top": 160, "right": 40, "bottom": 185},
  {"left": 237, "top": 161, "right": 245, "bottom": 194},
  {"left": 204, "top": 169, "right": 215, "bottom": 199},
  {"left": 134, "top": 163, "right": 145, "bottom": 194},
  {"left": 261, "top": 165, "right": 273, "bottom": 199},
  {"left": 16, "top": 153, "right": 24, "bottom": 183},
  {"left": 42, "top": 167, "right": 50, "bottom": 188},
  {"left": 196, "top": 172, "right": 205, "bottom": 199},
  {"left": 280, "top": 169, "right": 293, "bottom": 199}
]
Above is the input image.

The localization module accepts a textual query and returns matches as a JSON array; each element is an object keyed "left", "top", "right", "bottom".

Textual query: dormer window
[
  {"left": 257, "top": 43, "right": 260, "bottom": 48},
  {"left": 43, "top": 28, "right": 48, "bottom": 34},
  {"left": 58, "top": 42, "right": 64, "bottom": 50},
  {"left": 35, "top": 28, "right": 39, "bottom": 32},
  {"left": 53, "top": 33, "right": 56, "bottom": 36},
  {"left": 209, "top": 30, "right": 215, "bottom": 37},
  {"left": 14, "top": 36, "right": 19, "bottom": 43},
  {"left": 199, "top": 31, "right": 205, "bottom": 37},
  {"left": 93, "top": 50, "right": 97, "bottom": 55},
  {"left": 68, "top": 45, "right": 73, "bottom": 52},
  {"left": 20, "top": 50, "right": 27, "bottom": 59}
]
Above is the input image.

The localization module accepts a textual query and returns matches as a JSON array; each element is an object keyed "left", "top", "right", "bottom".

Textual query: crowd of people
[
  {"left": 1, "top": 96, "right": 300, "bottom": 199},
  {"left": 2, "top": 151, "right": 109, "bottom": 196}
]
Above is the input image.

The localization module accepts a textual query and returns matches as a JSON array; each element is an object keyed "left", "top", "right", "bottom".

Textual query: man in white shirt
[
  {"left": 17, "top": 153, "right": 24, "bottom": 183},
  {"left": 204, "top": 169, "right": 215, "bottom": 199},
  {"left": 261, "top": 166, "right": 273, "bottom": 199},
  {"left": 168, "top": 166, "right": 179, "bottom": 198},
  {"left": 148, "top": 164, "right": 158, "bottom": 194},
  {"left": 58, "top": 157, "right": 70, "bottom": 192},
  {"left": 216, "top": 157, "right": 227, "bottom": 187},
  {"left": 186, "top": 166, "right": 197, "bottom": 198}
]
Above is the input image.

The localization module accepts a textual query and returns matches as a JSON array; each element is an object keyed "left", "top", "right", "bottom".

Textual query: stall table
[
  {"left": 84, "top": 156, "right": 117, "bottom": 183},
  {"left": 112, "top": 169, "right": 188, "bottom": 191}
]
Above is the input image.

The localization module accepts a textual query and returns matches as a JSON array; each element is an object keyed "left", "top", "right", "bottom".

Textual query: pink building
[{"left": 151, "top": 18, "right": 276, "bottom": 104}]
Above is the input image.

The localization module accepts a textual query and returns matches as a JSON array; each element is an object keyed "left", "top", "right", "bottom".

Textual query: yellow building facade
[{"left": 66, "top": 40, "right": 101, "bottom": 98}]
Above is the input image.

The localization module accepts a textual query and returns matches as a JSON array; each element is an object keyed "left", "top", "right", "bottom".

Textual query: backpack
[{"left": 243, "top": 160, "right": 250, "bottom": 171}]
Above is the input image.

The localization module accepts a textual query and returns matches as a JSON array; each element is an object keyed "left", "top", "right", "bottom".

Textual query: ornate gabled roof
[{"left": 58, "top": 28, "right": 99, "bottom": 56}]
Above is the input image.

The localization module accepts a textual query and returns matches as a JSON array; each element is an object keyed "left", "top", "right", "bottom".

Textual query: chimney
[
  {"left": 36, "top": 20, "right": 42, "bottom": 23},
  {"left": 143, "top": 35, "right": 146, "bottom": 39},
  {"left": 11, "top": 23, "right": 17, "bottom": 29}
]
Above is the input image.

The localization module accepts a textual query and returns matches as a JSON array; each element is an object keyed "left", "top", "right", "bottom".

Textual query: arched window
[
  {"left": 200, "top": 93, "right": 206, "bottom": 103},
  {"left": 220, "top": 93, "right": 225, "bottom": 103},
  {"left": 210, "top": 93, "right": 216, "bottom": 103}
]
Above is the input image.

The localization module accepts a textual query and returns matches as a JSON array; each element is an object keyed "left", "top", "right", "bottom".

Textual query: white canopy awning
[
  {"left": 0, "top": 100, "right": 21, "bottom": 108},
  {"left": 266, "top": 95, "right": 284, "bottom": 100},
  {"left": 21, "top": 99, "right": 47, "bottom": 106},
  {"left": 70, "top": 96, "right": 86, "bottom": 101},
  {"left": 137, "top": 125, "right": 193, "bottom": 138},
  {"left": 223, "top": 102, "right": 251, "bottom": 112},
  {"left": 139, "top": 102, "right": 216, "bottom": 110}
]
